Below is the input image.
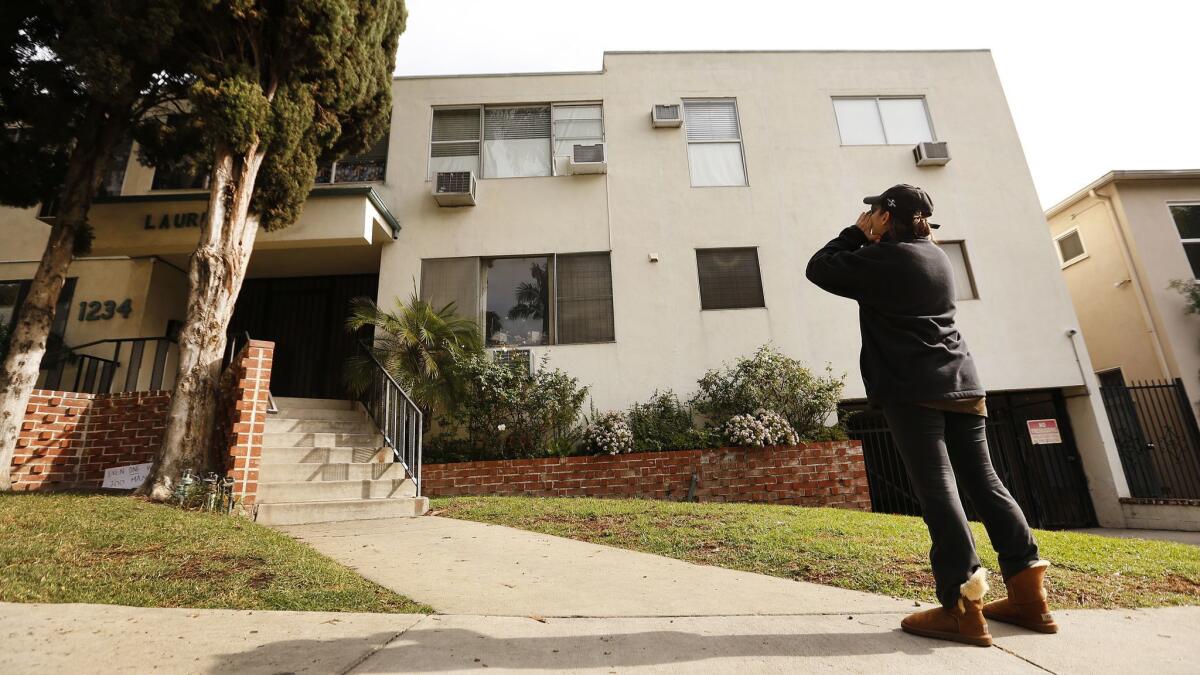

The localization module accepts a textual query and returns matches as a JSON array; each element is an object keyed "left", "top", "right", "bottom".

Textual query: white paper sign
[
  {"left": 1026, "top": 419, "right": 1062, "bottom": 445},
  {"left": 102, "top": 462, "right": 153, "bottom": 489}
]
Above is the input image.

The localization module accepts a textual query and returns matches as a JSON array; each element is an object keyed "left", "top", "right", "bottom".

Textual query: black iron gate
[
  {"left": 841, "top": 389, "right": 1097, "bottom": 530},
  {"left": 1099, "top": 378, "right": 1200, "bottom": 500}
]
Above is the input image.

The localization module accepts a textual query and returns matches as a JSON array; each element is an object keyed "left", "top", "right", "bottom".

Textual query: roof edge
[{"left": 1045, "top": 169, "right": 1200, "bottom": 218}]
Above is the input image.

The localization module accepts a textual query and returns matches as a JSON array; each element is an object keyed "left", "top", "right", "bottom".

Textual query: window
[
  {"left": 0, "top": 281, "right": 23, "bottom": 329},
  {"left": 937, "top": 241, "right": 979, "bottom": 300},
  {"left": 430, "top": 108, "right": 482, "bottom": 178},
  {"left": 484, "top": 256, "right": 551, "bottom": 346},
  {"left": 1097, "top": 368, "right": 1126, "bottom": 388},
  {"left": 683, "top": 100, "right": 747, "bottom": 187},
  {"left": 1170, "top": 204, "right": 1200, "bottom": 278},
  {"left": 315, "top": 133, "right": 389, "bottom": 184},
  {"left": 833, "top": 97, "right": 934, "bottom": 146},
  {"left": 556, "top": 253, "right": 615, "bottom": 344},
  {"left": 99, "top": 136, "right": 133, "bottom": 196},
  {"left": 696, "top": 248, "right": 764, "bottom": 309},
  {"left": 1055, "top": 228, "right": 1087, "bottom": 267},
  {"left": 420, "top": 253, "right": 614, "bottom": 346},
  {"left": 552, "top": 104, "right": 603, "bottom": 175},
  {"left": 0, "top": 277, "right": 75, "bottom": 338},
  {"left": 483, "top": 106, "right": 551, "bottom": 178},
  {"left": 151, "top": 159, "right": 208, "bottom": 190}
]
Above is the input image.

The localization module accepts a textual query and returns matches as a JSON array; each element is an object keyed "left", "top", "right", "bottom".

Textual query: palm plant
[{"left": 344, "top": 293, "right": 483, "bottom": 412}]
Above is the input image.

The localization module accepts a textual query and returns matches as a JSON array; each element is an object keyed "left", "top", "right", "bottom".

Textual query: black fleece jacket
[{"left": 806, "top": 226, "right": 984, "bottom": 408}]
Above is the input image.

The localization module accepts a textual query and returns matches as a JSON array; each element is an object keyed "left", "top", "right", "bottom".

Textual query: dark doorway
[
  {"left": 229, "top": 274, "right": 377, "bottom": 399},
  {"left": 841, "top": 389, "right": 1098, "bottom": 530}
]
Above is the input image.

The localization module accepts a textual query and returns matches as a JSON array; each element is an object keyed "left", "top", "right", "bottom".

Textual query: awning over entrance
[{"left": 87, "top": 186, "right": 399, "bottom": 257}]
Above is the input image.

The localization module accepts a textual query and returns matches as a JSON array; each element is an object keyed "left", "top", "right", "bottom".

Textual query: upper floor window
[
  {"left": 936, "top": 241, "right": 979, "bottom": 300},
  {"left": 99, "top": 137, "right": 133, "bottom": 197},
  {"left": 1169, "top": 204, "right": 1200, "bottom": 278},
  {"left": 430, "top": 103, "right": 604, "bottom": 180},
  {"left": 151, "top": 159, "right": 209, "bottom": 191},
  {"left": 695, "top": 247, "right": 763, "bottom": 309},
  {"left": 1055, "top": 228, "right": 1087, "bottom": 268},
  {"left": 833, "top": 97, "right": 934, "bottom": 146},
  {"left": 683, "top": 99, "right": 747, "bottom": 187},
  {"left": 315, "top": 133, "right": 389, "bottom": 185}
]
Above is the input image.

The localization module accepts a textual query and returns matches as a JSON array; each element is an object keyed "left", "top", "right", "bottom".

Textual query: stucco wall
[{"left": 377, "top": 51, "right": 1093, "bottom": 412}]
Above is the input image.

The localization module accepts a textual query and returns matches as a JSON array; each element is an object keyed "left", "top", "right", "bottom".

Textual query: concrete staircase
[{"left": 253, "top": 397, "right": 428, "bottom": 525}]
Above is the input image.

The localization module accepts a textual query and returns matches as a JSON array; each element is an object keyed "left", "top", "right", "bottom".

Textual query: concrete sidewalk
[{"left": 3, "top": 602, "right": 1198, "bottom": 674}]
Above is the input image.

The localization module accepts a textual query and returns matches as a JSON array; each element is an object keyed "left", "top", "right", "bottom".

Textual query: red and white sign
[{"left": 1026, "top": 419, "right": 1062, "bottom": 445}]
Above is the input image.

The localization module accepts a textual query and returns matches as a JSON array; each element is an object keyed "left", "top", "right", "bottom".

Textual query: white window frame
[
  {"left": 832, "top": 96, "right": 936, "bottom": 146},
  {"left": 936, "top": 239, "right": 980, "bottom": 300},
  {"left": 1168, "top": 201, "right": 1200, "bottom": 280},
  {"left": 428, "top": 102, "right": 605, "bottom": 181},
  {"left": 682, "top": 98, "right": 749, "bottom": 188},
  {"left": 1054, "top": 227, "right": 1089, "bottom": 268}
]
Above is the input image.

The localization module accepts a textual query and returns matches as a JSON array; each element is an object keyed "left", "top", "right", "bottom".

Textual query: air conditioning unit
[
  {"left": 913, "top": 141, "right": 951, "bottom": 167},
  {"left": 651, "top": 104, "right": 682, "bottom": 128},
  {"left": 432, "top": 171, "right": 476, "bottom": 206},
  {"left": 567, "top": 143, "right": 607, "bottom": 174},
  {"left": 493, "top": 348, "right": 534, "bottom": 376}
]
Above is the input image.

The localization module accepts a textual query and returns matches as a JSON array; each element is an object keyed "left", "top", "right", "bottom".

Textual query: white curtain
[
  {"left": 687, "top": 142, "right": 747, "bottom": 187},
  {"left": 552, "top": 104, "right": 603, "bottom": 158},
  {"left": 429, "top": 154, "right": 479, "bottom": 176},
  {"left": 879, "top": 98, "right": 933, "bottom": 145},
  {"left": 484, "top": 107, "right": 551, "bottom": 178}
]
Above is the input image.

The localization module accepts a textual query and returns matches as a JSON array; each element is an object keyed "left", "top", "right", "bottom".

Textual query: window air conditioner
[
  {"left": 493, "top": 348, "right": 534, "bottom": 376},
  {"left": 567, "top": 143, "right": 607, "bottom": 175},
  {"left": 913, "top": 142, "right": 951, "bottom": 167},
  {"left": 432, "top": 171, "right": 476, "bottom": 206},
  {"left": 651, "top": 104, "right": 683, "bottom": 128}
]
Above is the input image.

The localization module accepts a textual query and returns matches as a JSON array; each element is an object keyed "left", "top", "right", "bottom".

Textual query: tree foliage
[{"left": 344, "top": 293, "right": 483, "bottom": 412}]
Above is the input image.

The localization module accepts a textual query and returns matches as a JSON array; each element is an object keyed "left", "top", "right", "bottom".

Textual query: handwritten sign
[
  {"left": 102, "top": 462, "right": 152, "bottom": 490},
  {"left": 1027, "top": 419, "right": 1062, "bottom": 445}
]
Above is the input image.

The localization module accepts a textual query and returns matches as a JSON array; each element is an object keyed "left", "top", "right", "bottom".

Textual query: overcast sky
[{"left": 393, "top": 0, "right": 1198, "bottom": 209}]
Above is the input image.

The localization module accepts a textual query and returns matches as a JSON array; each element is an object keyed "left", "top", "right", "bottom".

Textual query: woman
[{"left": 805, "top": 184, "right": 1057, "bottom": 647}]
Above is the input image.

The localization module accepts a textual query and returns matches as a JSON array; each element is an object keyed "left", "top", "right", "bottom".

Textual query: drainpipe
[{"left": 1089, "top": 187, "right": 1172, "bottom": 379}]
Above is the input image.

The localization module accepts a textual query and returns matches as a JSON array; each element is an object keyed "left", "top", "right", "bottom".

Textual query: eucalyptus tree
[
  {"left": 0, "top": 1, "right": 184, "bottom": 490},
  {"left": 138, "top": 0, "right": 407, "bottom": 499}
]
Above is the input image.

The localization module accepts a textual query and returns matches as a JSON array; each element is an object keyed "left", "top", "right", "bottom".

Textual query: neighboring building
[
  {"left": 0, "top": 50, "right": 1139, "bottom": 528},
  {"left": 1046, "top": 170, "right": 1200, "bottom": 516}
]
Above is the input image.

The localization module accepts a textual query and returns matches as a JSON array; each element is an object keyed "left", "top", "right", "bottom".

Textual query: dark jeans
[{"left": 882, "top": 401, "right": 1040, "bottom": 609}]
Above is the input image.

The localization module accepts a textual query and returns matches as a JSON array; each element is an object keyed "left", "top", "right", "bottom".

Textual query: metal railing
[
  {"left": 42, "top": 336, "right": 178, "bottom": 394},
  {"left": 1100, "top": 378, "right": 1200, "bottom": 500},
  {"left": 354, "top": 340, "right": 422, "bottom": 495}
]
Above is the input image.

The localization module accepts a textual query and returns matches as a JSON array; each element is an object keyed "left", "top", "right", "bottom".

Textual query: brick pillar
[{"left": 224, "top": 340, "right": 274, "bottom": 509}]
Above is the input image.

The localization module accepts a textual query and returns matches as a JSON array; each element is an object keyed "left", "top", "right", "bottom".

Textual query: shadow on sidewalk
[{"left": 211, "top": 623, "right": 1001, "bottom": 672}]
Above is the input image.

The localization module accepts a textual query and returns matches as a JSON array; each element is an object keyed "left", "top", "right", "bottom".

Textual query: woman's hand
[{"left": 856, "top": 211, "right": 882, "bottom": 242}]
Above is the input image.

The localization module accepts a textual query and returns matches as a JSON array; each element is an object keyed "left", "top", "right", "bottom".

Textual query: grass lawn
[
  {"left": 431, "top": 495, "right": 1200, "bottom": 610},
  {"left": 0, "top": 493, "right": 432, "bottom": 613}
]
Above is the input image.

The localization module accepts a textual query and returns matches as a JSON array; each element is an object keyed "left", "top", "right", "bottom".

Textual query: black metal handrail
[
  {"left": 354, "top": 340, "right": 422, "bottom": 495},
  {"left": 42, "top": 336, "right": 177, "bottom": 394}
]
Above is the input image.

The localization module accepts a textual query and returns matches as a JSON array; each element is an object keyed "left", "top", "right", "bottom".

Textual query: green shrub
[
  {"left": 627, "top": 389, "right": 717, "bottom": 452},
  {"left": 691, "top": 344, "right": 846, "bottom": 441},
  {"left": 437, "top": 352, "right": 588, "bottom": 460}
]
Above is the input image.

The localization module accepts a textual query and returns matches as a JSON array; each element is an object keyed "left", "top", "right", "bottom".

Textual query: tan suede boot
[
  {"left": 901, "top": 567, "right": 993, "bottom": 647},
  {"left": 982, "top": 560, "right": 1058, "bottom": 633}
]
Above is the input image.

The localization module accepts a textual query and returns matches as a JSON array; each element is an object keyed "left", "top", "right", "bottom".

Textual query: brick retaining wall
[
  {"left": 423, "top": 441, "right": 871, "bottom": 510},
  {"left": 11, "top": 390, "right": 170, "bottom": 490}
]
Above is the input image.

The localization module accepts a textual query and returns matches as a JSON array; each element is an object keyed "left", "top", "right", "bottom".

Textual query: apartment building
[
  {"left": 0, "top": 50, "right": 1141, "bottom": 528},
  {"left": 1046, "top": 171, "right": 1200, "bottom": 518}
]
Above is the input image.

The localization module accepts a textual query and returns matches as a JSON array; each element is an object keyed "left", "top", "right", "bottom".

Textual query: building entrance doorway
[{"left": 229, "top": 274, "right": 378, "bottom": 399}]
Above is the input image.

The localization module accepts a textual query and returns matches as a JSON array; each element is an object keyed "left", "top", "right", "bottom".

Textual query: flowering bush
[
  {"left": 584, "top": 411, "right": 634, "bottom": 455},
  {"left": 723, "top": 409, "right": 799, "bottom": 448}
]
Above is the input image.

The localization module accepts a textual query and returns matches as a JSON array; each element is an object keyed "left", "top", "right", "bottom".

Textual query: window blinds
[
  {"left": 683, "top": 100, "right": 747, "bottom": 186},
  {"left": 696, "top": 248, "right": 765, "bottom": 310},
  {"left": 430, "top": 108, "right": 481, "bottom": 177},
  {"left": 556, "top": 253, "right": 615, "bottom": 344},
  {"left": 419, "top": 257, "right": 481, "bottom": 328},
  {"left": 483, "top": 106, "right": 551, "bottom": 178}
]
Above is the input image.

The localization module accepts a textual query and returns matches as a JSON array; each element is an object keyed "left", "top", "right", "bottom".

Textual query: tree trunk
[
  {"left": 0, "top": 104, "right": 128, "bottom": 490},
  {"left": 141, "top": 142, "right": 265, "bottom": 501}
]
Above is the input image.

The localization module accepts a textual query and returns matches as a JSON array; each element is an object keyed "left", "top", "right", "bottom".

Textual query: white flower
[{"left": 497, "top": 424, "right": 507, "bottom": 431}]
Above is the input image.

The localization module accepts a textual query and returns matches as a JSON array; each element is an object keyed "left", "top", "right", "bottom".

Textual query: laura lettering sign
[{"left": 143, "top": 211, "right": 206, "bottom": 230}]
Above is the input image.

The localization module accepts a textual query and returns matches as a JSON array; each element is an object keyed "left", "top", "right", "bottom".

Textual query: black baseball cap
[{"left": 863, "top": 184, "right": 940, "bottom": 228}]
